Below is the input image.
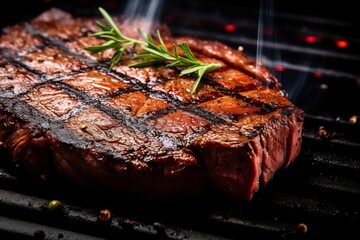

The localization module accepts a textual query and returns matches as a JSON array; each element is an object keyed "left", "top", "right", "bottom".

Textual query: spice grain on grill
[{"left": 0, "top": 0, "right": 359, "bottom": 240}]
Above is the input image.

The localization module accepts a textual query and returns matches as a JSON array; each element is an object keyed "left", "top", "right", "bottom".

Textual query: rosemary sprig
[{"left": 84, "top": 7, "right": 221, "bottom": 93}]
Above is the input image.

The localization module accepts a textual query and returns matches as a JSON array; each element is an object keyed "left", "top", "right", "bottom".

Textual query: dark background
[{"left": 2, "top": 0, "right": 357, "bottom": 27}]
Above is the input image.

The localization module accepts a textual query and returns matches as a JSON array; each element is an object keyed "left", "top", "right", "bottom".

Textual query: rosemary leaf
[
  {"left": 192, "top": 68, "right": 206, "bottom": 94},
  {"left": 84, "top": 7, "right": 221, "bottom": 93},
  {"left": 110, "top": 51, "right": 123, "bottom": 69}
]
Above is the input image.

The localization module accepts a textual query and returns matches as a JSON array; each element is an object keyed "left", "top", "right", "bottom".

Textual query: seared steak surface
[{"left": 0, "top": 8, "right": 303, "bottom": 201}]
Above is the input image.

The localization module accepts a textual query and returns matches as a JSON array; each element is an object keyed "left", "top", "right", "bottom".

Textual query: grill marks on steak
[
  {"left": 0, "top": 8, "right": 304, "bottom": 201},
  {"left": 0, "top": 59, "right": 41, "bottom": 96},
  {"left": 21, "top": 47, "right": 89, "bottom": 77},
  {"left": 0, "top": 25, "right": 44, "bottom": 56},
  {"left": 176, "top": 37, "right": 281, "bottom": 90},
  {"left": 22, "top": 84, "right": 83, "bottom": 120}
]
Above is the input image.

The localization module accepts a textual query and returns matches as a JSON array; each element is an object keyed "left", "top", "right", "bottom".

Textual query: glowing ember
[
  {"left": 313, "top": 71, "right": 323, "bottom": 77},
  {"left": 274, "top": 65, "right": 285, "bottom": 72},
  {"left": 304, "top": 35, "right": 320, "bottom": 43},
  {"left": 336, "top": 40, "right": 349, "bottom": 48},
  {"left": 224, "top": 24, "right": 236, "bottom": 32}
]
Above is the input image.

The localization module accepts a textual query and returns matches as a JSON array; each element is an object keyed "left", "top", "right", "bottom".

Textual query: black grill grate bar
[
  {"left": 0, "top": 188, "right": 237, "bottom": 240},
  {"left": 207, "top": 212, "right": 289, "bottom": 235},
  {"left": 303, "top": 175, "right": 360, "bottom": 196},
  {"left": 0, "top": 216, "right": 106, "bottom": 240},
  {"left": 309, "top": 152, "right": 360, "bottom": 173},
  {"left": 204, "top": 192, "right": 360, "bottom": 239},
  {"left": 295, "top": 151, "right": 360, "bottom": 186},
  {"left": 270, "top": 169, "right": 360, "bottom": 198},
  {"left": 305, "top": 114, "right": 360, "bottom": 125},
  {"left": 1, "top": 158, "right": 359, "bottom": 239},
  {"left": 304, "top": 114, "right": 360, "bottom": 137},
  {"left": 301, "top": 132, "right": 360, "bottom": 148},
  {"left": 301, "top": 114, "right": 360, "bottom": 147},
  {"left": 0, "top": 188, "right": 157, "bottom": 239},
  {"left": 256, "top": 190, "right": 360, "bottom": 221}
]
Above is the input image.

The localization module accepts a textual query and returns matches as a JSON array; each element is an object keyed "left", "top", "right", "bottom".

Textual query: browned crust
[{"left": 0, "top": 8, "right": 303, "bottom": 202}]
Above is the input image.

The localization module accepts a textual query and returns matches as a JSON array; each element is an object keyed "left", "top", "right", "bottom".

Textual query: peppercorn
[
  {"left": 48, "top": 200, "right": 62, "bottom": 211},
  {"left": 318, "top": 126, "right": 328, "bottom": 138},
  {"left": 349, "top": 115, "right": 358, "bottom": 124},
  {"left": 296, "top": 223, "right": 308, "bottom": 234},
  {"left": 98, "top": 209, "right": 111, "bottom": 222}
]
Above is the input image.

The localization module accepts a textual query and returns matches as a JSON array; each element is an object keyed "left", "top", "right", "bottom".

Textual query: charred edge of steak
[
  {"left": 0, "top": 103, "right": 205, "bottom": 201},
  {"left": 0, "top": 96, "right": 179, "bottom": 161},
  {"left": 49, "top": 137, "right": 204, "bottom": 201},
  {"left": 192, "top": 108, "right": 304, "bottom": 201},
  {"left": 0, "top": 83, "right": 205, "bottom": 201},
  {"left": 0, "top": 104, "right": 16, "bottom": 157},
  {"left": 0, "top": 104, "right": 54, "bottom": 181}
]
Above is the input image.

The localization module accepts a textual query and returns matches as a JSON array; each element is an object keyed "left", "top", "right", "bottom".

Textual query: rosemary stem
[{"left": 85, "top": 7, "right": 221, "bottom": 93}]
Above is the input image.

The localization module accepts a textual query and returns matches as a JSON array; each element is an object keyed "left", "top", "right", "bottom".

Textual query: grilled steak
[{"left": 0, "top": 8, "right": 303, "bottom": 201}]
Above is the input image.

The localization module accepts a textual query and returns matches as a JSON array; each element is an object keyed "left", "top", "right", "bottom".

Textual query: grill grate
[{"left": 1, "top": 0, "right": 359, "bottom": 239}]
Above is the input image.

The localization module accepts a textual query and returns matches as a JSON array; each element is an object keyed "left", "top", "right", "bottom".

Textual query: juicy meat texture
[{"left": 0, "top": 8, "right": 304, "bottom": 201}]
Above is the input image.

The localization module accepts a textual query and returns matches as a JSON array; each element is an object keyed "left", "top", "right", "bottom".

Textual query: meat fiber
[{"left": 0, "top": 8, "right": 303, "bottom": 201}]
